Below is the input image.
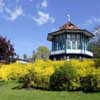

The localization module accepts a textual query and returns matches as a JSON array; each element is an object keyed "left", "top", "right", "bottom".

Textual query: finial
[{"left": 67, "top": 14, "right": 71, "bottom": 22}]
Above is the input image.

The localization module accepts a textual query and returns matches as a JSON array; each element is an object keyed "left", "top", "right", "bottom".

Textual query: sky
[{"left": 0, "top": 0, "right": 100, "bottom": 58}]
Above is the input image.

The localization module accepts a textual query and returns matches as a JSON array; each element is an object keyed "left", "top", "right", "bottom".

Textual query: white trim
[
  {"left": 51, "top": 49, "right": 93, "bottom": 57},
  {"left": 51, "top": 50, "right": 65, "bottom": 55}
]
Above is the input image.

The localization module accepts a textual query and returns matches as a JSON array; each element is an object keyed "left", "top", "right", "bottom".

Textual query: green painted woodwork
[{"left": 52, "top": 32, "right": 90, "bottom": 52}]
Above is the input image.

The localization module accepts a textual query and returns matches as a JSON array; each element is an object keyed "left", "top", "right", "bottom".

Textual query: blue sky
[{"left": 0, "top": 0, "right": 100, "bottom": 57}]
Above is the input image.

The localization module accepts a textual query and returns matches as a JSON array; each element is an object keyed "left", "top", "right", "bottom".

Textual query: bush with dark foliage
[
  {"left": 80, "top": 75, "right": 97, "bottom": 92},
  {"left": 49, "top": 63, "right": 76, "bottom": 91},
  {"left": 0, "top": 36, "right": 16, "bottom": 63}
]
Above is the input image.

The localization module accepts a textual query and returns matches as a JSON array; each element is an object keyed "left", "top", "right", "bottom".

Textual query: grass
[{"left": 0, "top": 81, "right": 100, "bottom": 100}]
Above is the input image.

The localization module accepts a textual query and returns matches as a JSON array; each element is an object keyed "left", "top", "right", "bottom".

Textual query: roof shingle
[{"left": 59, "top": 21, "right": 80, "bottom": 30}]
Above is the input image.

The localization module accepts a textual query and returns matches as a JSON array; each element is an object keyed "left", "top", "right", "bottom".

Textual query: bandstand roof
[{"left": 47, "top": 22, "right": 94, "bottom": 41}]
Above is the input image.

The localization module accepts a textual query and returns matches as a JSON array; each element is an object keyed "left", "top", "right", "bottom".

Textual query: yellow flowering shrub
[
  {"left": 71, "top": 59, "right": 96, "bottom": 77},
  {"left": 32, "top": 60, "right": 65, "bottom": 77},
  {"left": 0, "top": 59, "right": 100, "bottom": 91},
  {"left": 0, "top": 61, "right": 32, "bottom": 81},
  {"left": 30, "top": 60, "right": 54, "bottom": 89},
  {"left": 21, "top": 60, "right": 66, "bottom": 89},
  {"left": 69, "top": 59, "right": 98, "bottom": 90}
]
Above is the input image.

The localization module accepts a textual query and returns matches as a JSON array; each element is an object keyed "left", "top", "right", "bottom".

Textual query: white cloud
[
  {"left": 33, "top": 11, "right": 55, "bottom": 25},
  {"left": 41, "top": 0, "right": 48, "bottom": 8},
  {"left": 34, "top": 0, "right": 55, "bottom": 26},
  {"left": 0, "top": 0, "right": 5, "bottom": 13},
  {"left": 84, "top": 16, "right": 100, "bottom": 26},
  {"left": 5, "top": 6, "right": 24, "bottom": 21},
  {"left": 36, "top": 0, "right": 48, "bottom": 10}
]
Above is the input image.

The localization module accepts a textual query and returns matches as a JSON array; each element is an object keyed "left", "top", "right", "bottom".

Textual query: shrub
[
  {"left": 49, "top": 62, "right": 77, "bottom": 91},
  {"left": 21, "top": 70, "right": 35, "bottom": 88},
  {"left": 0, "top": 61, "right": 32, "bottom": 81},
  {"left": 95, "top": 68, "right": 100, "bottom": 89},
  {"left": 0, "top": 59, "right": 100, "bottom": 92},
  {"left": 70, "top": 59, "right": 97, "bottom": 90},
  {"left": 94, "top": 59, "right": 100, "bottom": 68},
  {"left": 80, "top": 75, "right": 98, "bottom": 91},
  {"left": 20, "top": 60, "right": 55, "bottom": 89},
  {"left": 32, "top": 60, "right": 55, "bottom": 89},
  {"left": 71, "top": 59, "right": 95, "bottom": 77}
]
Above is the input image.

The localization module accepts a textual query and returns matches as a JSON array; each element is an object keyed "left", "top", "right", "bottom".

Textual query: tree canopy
[
  {"left": 32, "top": 46, "right": 50, "bottom": 61},
  {"left": 90, "top": 26, "right": 100, "bottom": 58},
  {"left": 0, "top": 36, "right": 16, "bottom": 63}
]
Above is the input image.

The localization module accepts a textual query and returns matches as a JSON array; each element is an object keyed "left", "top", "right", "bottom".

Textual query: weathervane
[{"left": 66, "top": 14, "right": 71, "bottom": 22}]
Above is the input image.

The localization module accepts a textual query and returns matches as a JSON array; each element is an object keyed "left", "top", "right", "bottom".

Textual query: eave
[{"left": 47, "top": 29, "right": 94, "bottom": 41}]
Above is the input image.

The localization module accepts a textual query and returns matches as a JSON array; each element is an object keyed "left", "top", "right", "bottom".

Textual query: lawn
[{"left": 0, "top": 81, "right": 100, "bottom": 100}]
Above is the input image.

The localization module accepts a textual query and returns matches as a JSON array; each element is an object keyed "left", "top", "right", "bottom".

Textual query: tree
[
  {"left": 93, "top": 26, "right": 100, "bottom": 43},
  {"left": 90, "top": 26, "right": 100, "bottom": 58},
  {"left": 0, "top": 36, "right": 16, "bottom": 62},
  {"left": 90, "top": 42, "right": 100, "bottom": 58},
  {"left": 23, "top": 54, "right": 28, "bottom": 60},
  {"left": 32, "top": 46, "right": 50, "bottom": 61}
]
